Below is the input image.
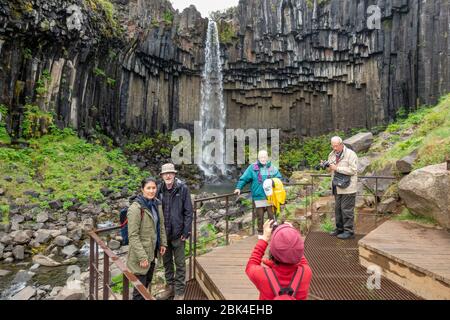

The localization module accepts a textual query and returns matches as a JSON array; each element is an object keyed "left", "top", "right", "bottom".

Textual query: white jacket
[{"left": 328, "top": 146, "right": 358, "bottom": 195}]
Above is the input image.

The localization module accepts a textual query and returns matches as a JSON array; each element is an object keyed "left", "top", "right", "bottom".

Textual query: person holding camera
[
  {"left": 321, "top": 136, "right": 358, "bottom": 240},
  {"left": 245, "top": 220, "right": 312, "bottom": 300}
]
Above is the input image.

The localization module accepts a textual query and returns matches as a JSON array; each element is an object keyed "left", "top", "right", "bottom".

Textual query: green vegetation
[
  {"left": 23, "top": 48, "right": 32, "bottom": 60},
  {"left": 93, "top": 67, "right": 107, "bottom": 78},
  {"left": 163, "top": 10, "right": 174, "bottom": 25},
  {"left": 192, "top": 223, "right": 226, "bottom": 255},
  {"left": 1, "top": 204, "right": 9, "bottom": 224},
  {"left": 218, "top": 21, "right": 237, "bottom": 45},
  {"left": 320, "top": 216, "right": 334, "bottom": 233},
  {"left": 370, "top": 94, "right": 450, "bottom": 171},
  {"left": 22, "top": 104, "right": 54, "bottom": 139},
  {"left": 279, "top": 131, "right": 345, "bottom": 176},
  {"left": 0, "top": 104, "right": 10, "bottom": 144},
  {"left": 85, "top": 0, "right": 122, "bottom": 38},
  {"left": 0, "top": 125, "right": 148, "bottom": 210},
  {"left": 110, "top": 274, "right": 133, "bottom": 294},
  {"left": 35, "top": 69, "right": 51, "bottom": 97},
  {"left": 393, "top": 208, "right": 438, "bottom": 226},
  {"left": 125, "top": 133, "right": 175, "bottom": 158}
]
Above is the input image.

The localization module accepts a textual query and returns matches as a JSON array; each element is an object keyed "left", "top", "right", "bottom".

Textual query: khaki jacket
[
  {"left": 328, "top": 146, "right": 358, "bottom": 195},
  {"left": 126, "top": 201, "right": 167, "bottom": 275}
]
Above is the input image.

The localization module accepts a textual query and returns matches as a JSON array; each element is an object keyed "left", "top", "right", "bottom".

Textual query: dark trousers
[
  {"left": 162, "top": 238, "right": 186, "bottom": 295},
  {"left": 334, "top": 194, "right": 356, "bottom": 234},
  {"left": 132, "top": 250, "right": 157, "bottom": 300},
  {"left": 255, "top": 205, "right": 274, "bottom": 234}
]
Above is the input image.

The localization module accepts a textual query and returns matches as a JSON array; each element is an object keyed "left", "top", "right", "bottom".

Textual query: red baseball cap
[{"left": 270, "top": 224, "right": 304, "bottom": 265}]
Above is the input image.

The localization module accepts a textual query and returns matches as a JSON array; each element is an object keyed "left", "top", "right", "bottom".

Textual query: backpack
[
  {"left": 263, "top": 266, "right": 305, "bottom": 300},
  {"left": 263, "top": 178, "right": 286, "bottom": 214},
  {"left": 119, "top": 206, "right": 144, "bottom": 245}
]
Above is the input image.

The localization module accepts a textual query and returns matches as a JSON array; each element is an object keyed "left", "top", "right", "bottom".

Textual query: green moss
[
  {"left": 35, "top": 69, "right": 51, "bottom": 97},
  {"left": 93, "top": 67, "right": 106, "bottom": 78},
  {"left": 370, "top": 94, "right": 450, "bottom": 171},
  {"left": 22, "top": 104, "right": 54, "bottom": 139},
  {"left": 218, "top": 21, "right": 237, "bottom": 45},
  {"left": 163, "top": 10, "right": 174, "bottom": 25},
  {"left": 393, "top": 208, "right": 438, "bottom": 226},
  {"left": 0, "top": 127, "right": 148, "bottom": 207}
]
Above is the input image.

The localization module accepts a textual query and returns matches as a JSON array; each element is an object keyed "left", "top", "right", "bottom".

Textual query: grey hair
[
  {"left": 331, "top": 136, "right": 343, "bottom": 144},
  {"left": 258, "top": 150, "right": 268, "bottom": 158}
]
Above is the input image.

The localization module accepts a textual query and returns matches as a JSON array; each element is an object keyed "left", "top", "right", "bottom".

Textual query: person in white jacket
[{"left": 323, "top": 136, "right": 358, "bottom": 240}]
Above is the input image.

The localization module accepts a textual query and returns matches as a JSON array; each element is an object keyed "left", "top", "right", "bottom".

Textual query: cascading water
[{"left": 198, "top": 20, "right": 227, "bottom": 178}]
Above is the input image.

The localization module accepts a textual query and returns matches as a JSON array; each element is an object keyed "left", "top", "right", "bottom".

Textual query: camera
[{"left": 315, "top": 160, "right": 330, "bottom": 170}]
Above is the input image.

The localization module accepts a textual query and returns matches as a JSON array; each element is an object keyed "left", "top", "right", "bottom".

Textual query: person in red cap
[{"left": 245, "top": 220, "right": 312, "bottom": 300}]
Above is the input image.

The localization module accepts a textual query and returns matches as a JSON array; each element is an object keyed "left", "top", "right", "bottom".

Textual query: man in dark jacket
[{"left": 156, "top": 163, "right": 193, "bottom": 300}]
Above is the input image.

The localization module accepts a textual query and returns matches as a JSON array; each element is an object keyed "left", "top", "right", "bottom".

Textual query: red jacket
[{"left": 245, "top": 239, "right": 312, "bottom": 300}]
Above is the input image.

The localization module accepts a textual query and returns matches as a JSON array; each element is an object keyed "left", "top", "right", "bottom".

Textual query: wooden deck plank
[{"left": 359, "top": 220, "right": 450, "bottom": 283}]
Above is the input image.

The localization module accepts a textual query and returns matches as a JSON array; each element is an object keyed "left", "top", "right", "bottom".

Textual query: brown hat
[{"left": 160, "top": 163, "right": 177, "bottom": 175}]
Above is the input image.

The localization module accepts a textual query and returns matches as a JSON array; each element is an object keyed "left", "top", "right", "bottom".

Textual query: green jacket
[
  {"left": 126, "top": 200, "right": 167, "bottom": 275},
  {"left": 236, "top": 161, "right": 283, "bottom": 200}
]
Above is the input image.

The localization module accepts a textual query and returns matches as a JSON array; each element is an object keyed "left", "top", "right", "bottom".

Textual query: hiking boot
[
  {"left": 155, "top": 285, "right": 174, "bottom": 300},
  {"left": 337, "top": 232, "right": 355, "bottom": 240},
  {"left": 329, "top": 229, "right": 343, "bottom": 236}
]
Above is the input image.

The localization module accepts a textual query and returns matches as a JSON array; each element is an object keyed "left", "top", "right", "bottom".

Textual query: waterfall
[{"left": 199, "top": 20, "right": 227, "bottom": 178}]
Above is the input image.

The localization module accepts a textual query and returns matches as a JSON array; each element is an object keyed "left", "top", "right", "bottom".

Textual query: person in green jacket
[
  {"left": 234, "top": 150, "right": 283, "bottom": 234},
  {"left": 127, "top": 177, "right": 167, "bottom": 300}
]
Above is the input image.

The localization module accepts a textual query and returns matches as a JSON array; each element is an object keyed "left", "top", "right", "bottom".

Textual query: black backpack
[{"left": 119, "top": 206, "right": 143, "bottom": 245}]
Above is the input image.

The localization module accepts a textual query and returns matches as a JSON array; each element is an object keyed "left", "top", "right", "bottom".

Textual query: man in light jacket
[{"left": 324, "top": 136, "right": 358, "bottom": 240}]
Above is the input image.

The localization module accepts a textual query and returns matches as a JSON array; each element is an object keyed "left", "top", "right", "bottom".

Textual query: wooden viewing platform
[
  {"left": 194, "top": 231, "right": 421, "bottom": 300},
  {"left": 359, "top": 220, "right": 450, "bottom": 300}
]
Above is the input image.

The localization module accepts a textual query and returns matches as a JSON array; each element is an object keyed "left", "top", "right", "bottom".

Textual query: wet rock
[
  {"left": 4, "top": 257, "right": 14, "bottom": 263},
  {"left": 11, "top": 286, "right": 36, "bottom": 300},
  {"left": 32, "top": 223, "right": 45, "bottom": 231},
  {"left": 23, "top": 190, "right": 40, "bottom": 198},
  {"left": 50, "top": 287, "right": 63, "bottom": 296},
  {"left": 62, "top": 257, "right": 78, "bottom": 265},
  {"left": 66, "top": 221, "right": 78, "bottom": 231},
  {"left": 12, "top": 230, "right": 32, "bottom": 244},
  {"left": 68, "top": 228, "right": 83, "bottom": 241},
  {"left": 36, "top": 212, "right": 49, "bottom": 223},
  {"left": 0, "top": 269, "right": 12, "bottom": 277},
  {"left": 100, "top": 187, "right": 113, "bottom": 196},
  {"left": 12, "top": 245, "right": 25, "bottom": 260},
  {"left": 108, "top": 239, "right": 121, "bottom": 250},
  {"left": 48, "top": 200, "right": 63, "bottom": 210},
  {"left": 49, "top": 229, "right": 62, "bottom": 238},
  {"left": 12, "top": 270, "right": 33, "bottom": 284},
  {"left": 30, "top": 264, "right": 40, "bottom": 271},
  {"left": 10, "top": 214, "right": 25, "bottom": 224},
  {"left": 61, "top": 245, "right": 78, "bottom": 257},
  {"left": 80, "top": 218, "right": 94, "bottom": 232},
  {"left": 54, "top": 286, "right": 86, "bottom": 300},
  {"left": 54, "top": 235, "right": 71, "bottom": 247},
  {"left": 32, "top": 255, "right": 62, "bottom": 267}
]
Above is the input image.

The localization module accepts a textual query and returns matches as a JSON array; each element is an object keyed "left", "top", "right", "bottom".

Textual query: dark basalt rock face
[
  {"left": 0, "top": 0, "right": 448, "bottom": 141},
  {"left": 221, "top": 0, "right": 449, "bottom": 136}
]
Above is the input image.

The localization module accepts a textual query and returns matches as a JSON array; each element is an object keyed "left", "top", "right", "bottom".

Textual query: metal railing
[{"left": 88, "top": 174, "right": 397, "bottom": 299}]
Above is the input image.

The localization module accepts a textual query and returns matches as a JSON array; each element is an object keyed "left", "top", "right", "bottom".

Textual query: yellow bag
[{"left": 267, "top": 178, "right": 286, "bottom": 214}]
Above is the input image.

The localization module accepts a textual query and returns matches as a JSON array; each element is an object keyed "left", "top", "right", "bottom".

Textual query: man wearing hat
[
  {"left": 246, "top": 220, "right": 312, "bottom": 300},
  {"left": 156, "top": 163, "right": 193, "bottom": 300}
]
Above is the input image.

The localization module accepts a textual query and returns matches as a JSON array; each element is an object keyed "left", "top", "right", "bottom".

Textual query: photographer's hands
[{"left": 262, "top": 219, "right": 274, "bottom": 243}]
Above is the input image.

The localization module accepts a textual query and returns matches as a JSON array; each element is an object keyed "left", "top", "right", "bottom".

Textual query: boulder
[
  {"left": 36, "top": 212, "right": 49, "bottom": 223},
  {"left": 54, "top": 235, "right": 71, "bottom": 247},
  {"left": 108, "top": 239, "right": 121, "bottom": 250},
  {"left": 12, "top": 245, "right": 25, "bottom": 260},
  {"left": 11, "top": 286, "right": 36, "bottom": 300},
  {"left": 34, "top": 230, "right": 52, "bottom": 244},
  {"left": 396, "top": 151, "right": 418, "bottom": 174},
  {"left": 344, "top": 132, "right": 374, "bottom": 153},
  {"left": 377, "top": 197, "right": 398, "bottom": 214},
  {"left": 32, "top": 254, "right": 62, "bottom": 267},
  {"left": 54, "top": 286, "right": 86, "bottom": 300},
  {"left": 399, "top": 163, "right": 450, "bottom": 229},
  {"left": 13, "top": 231, "right": 32, "bottom": 244},
  {"left": 61, "top": 245, "right": 78, "bottom": 257},
  {"left": 10, "top": 214, "right": 25, "bottom": 224},
  {"left": 0, "top": 188, "right": 5, "bottom": 196},
  {"left": 12, "top": 270, "right": 33, "bottom": 284},
  {"left": 48, "top": 200, "right": 63, "bottom": 210},
  {"left": 0, "top": 269, "right": 12, "bottom": 277}
]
